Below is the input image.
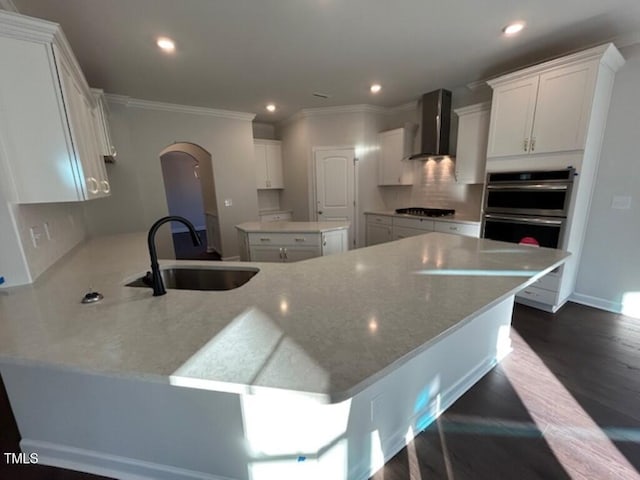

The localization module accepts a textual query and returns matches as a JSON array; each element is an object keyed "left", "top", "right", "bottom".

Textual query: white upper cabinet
[
  {"left": 487, "top": 52, "right": 600, "bottom": 158},
  {"left": 378, "top": 126, "right": 415, "bottom": 186},
  {"left": 0, "top": 11, "right": 110, "bottom": 203},
  {"left": 453, "top": 102, "right": 490, "bottom": 184},
  {"left": 91, "top": 88, "right": 117, "bottom": 159},
  {"left": 254, "top": 139, "right": 284, "bottom": 189}
]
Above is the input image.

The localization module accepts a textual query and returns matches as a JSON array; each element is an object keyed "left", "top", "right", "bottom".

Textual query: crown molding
[
  {"left": 487, "top": 43, "right": 625, "bottom": 87},
  {"left": 103, "top": 95, "right": 255, "bottom": 121},
  {"left": 386, "top": 101, "right": 417, "bottom": 113},
  {"left": 0, "top": 0, "right": 18, "bottom": 13},
  {"left": 453, "top": 101, "right": 491, "bottom": 115}
]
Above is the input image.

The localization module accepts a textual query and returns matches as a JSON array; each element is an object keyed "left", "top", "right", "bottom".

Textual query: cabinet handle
[
  {"left": 388, "top": 227, "right": 392, "bottom": 234},
  {"left": 283, "top": 248, "right": 288, "bottom": 261},
  {"left": 449, "top": 226, "right": 458, "bottom": 231},
  {"left": 524, "top": 138, "right": 529, "bottom": 152},
  {"left": 266, "top": 180, "right": 271, "bottom": 188},
  {"left": 294, "top": 237, "right": 305, "bottom": 242},
  {"left": 100, "top": 180, "right": 110, "bottom": 194},
  {"left": 398, "top": 176, "right": 401, "bottom": 183},
  {"left": 531, "top": 137, "right": 536, "bottom": 152},
  {"left": 279, "top": 247, "right": 283, "bottom": 259},
  {"left": 87, "top": 177, "right": 99, "bottom": 194},
  {"left": 260, "top": 237, "right": 271, "bottom": 242},
  {"left": 323, "top": 240, "right": 327, "bottom": 247}
]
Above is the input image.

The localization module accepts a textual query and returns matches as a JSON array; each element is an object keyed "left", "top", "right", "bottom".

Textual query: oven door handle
[
  {"left": 484, "top": 214, "right": 564, "bottom": 226},
  {"left": 486, "top": 184, "right": 569, "bottom": 191}
]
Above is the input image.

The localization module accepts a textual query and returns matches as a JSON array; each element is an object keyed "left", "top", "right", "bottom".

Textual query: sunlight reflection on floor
[{"left": 504, "top": 329, "right": 639, "bottom": 479}]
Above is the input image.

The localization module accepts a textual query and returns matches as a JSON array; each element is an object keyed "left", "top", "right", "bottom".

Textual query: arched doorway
[{"left": 159, "top": 142, "right": 221, "bottom": 260}]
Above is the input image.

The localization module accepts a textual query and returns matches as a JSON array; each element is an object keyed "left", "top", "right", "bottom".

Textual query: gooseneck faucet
[{"left": 147, "top": 216, "right": 202, "bottom": 296}]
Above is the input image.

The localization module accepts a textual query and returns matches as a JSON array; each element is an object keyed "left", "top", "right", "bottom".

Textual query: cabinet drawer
[
  {"left": 434, "top": 221, "right": 480, "bottom": 238},
  {"left": 393, "top": 217, "right": 434, "bottom": 231},
  {"left": 260, "top": 212, "right": 292, "bottom": 222},
  {"left": 393, "top": 226, "right": 430, "bottom": 240},
  {"left": 517, "top": 285, "right": 558, "bottom": 305},
  {"left": 366, "top": 214, "right": 393, "bottom": 226},
  {"left": 533, "top": 268, "right": 561, "bottom": 291},
  {"left": 248, "top": 232, "right": 320, "bottom": 246}
]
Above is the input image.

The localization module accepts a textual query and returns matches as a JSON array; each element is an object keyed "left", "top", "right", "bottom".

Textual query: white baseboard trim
[
  {"left": 222, "top": 255, "right": 240, "bottom": 262},
  {"left": 569, "top": 292, "right": 622, "bottom": 314},
  {"left": 21, "top": 439, "right": 235, "bottom": 480}
]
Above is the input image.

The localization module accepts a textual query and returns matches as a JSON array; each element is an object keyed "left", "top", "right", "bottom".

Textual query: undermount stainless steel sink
[{"left": 126, "top": 267, "right": 259, "bottom": 291}]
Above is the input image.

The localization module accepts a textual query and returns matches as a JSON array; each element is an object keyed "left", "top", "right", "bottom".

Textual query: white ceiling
[{"left": 10, "top": 0, "right": 640, "bottom": 122}]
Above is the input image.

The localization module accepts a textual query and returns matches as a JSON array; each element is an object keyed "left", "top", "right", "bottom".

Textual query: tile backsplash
[
  {"left": 12, "top": 202, "right": 87, "bottom": 280},
  {"left": 380, "top": 159, "right": 484, "bottom": 218}
]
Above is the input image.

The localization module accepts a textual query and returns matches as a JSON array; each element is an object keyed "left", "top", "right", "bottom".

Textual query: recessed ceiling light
[
  {"left": 266, "top": 104, "right": 276, "bottom": 112},
  {"left": 156, "top": 37, "right": 175, "bottom": 52},
  {"left": 370, "top": 84, "right": 382, "bottom": 94},
  {"left": 502, "top": 22, "right": 525, "bottom": 36}
]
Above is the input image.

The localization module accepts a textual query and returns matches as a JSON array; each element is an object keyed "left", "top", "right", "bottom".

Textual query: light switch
[
  {"left": 611, "top": 195, "right": 631, "bottom": 210},
  {"left": 224, "top": 199, "right": 233, "bottom": 207}
]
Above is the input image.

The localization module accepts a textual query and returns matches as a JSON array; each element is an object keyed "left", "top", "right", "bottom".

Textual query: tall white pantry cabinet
[
  {"left": 0, "top": 11, "right": 110, "bottom": 203},
  {"left": 486, "top": 43, "right": 625, "bottom": 312}
]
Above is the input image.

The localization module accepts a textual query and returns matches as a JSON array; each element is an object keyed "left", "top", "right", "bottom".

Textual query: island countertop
[
  {"left": 0, "top": 232, "right": 568, "bottom": 403},
  {"left": 235, "top": 220, "right": 350, "bottom": 233}
]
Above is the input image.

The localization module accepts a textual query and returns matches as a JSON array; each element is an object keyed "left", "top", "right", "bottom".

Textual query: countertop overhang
[{"left": 0, "top": 232, "right": 569, "bottom": 403}]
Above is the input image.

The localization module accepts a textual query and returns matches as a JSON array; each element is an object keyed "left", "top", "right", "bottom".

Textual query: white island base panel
[{"left": 2, "top": 296, "right": 514, "bottom": 480}]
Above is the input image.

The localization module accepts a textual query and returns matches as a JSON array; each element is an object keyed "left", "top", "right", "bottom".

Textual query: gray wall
[
  {"left": 278, "top": 109, "right": 388, "bottom": 248},
  {"left": 574, "top": 44, "right": 640, "bottom": 314},
  {"left": 160, "top": 152, "right": 206, "bottom": 232},
  {"left": 83, "top": 100, "right": 258, "bottom": 259}
]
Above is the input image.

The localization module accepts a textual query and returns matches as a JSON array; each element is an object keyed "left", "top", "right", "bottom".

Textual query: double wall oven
[{"left": 481, "top": 169, "right": 575, "bottom": 249}]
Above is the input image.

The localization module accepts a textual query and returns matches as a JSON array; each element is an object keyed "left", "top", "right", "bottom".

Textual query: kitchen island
[
  {"left": 235, "top": 220, "right": 350, "bottom": 262},
  {"left": 0, "top": 232, "right": 568, "bottom": 480}
]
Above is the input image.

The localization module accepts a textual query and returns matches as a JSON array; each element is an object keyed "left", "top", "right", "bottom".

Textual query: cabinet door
[
  {"left": 57, "top": 56, "right": 101, "bottom": 199},
  {"left": 249, "top": 245, "right": 283, "bottom": 262},
  {"left": 321, "top": 229, "right": 348, "bottom": 255},
  {"left": 455, "top": 105, "right": 490, "bottom": 184},
  {"left": 0, "top": 38, "right": 81, "bottom": 203},
  {"left": 378, "top": 129, "right": 413, "bottom": 186},
  {"left": 366, "top": 223, "right": 393, "bottom": 246},
  {"left": 265, "top": 143, "right": 284, "bottom": 188},
  {"left": 531, "top": 61, "right": 597, "bottom": 154},
  {"left": 254, "top": 143, "right": 268, "bottom": 189},
  {"left": 487, "top": 76, "right": 539, "bottom": 157},
  {"left": 393, "top": 226, "right": 429, "bottom": 240},
  {"left": 283, "top": 246, "right": 320, "bottom": 262}
]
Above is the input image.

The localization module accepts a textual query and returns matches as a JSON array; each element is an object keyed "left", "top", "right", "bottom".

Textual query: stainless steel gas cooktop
[{"left": 395, "top": 207, "right": 455, "bottom": 217}]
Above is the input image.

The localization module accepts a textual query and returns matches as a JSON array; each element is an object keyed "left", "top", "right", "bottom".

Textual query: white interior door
[{"left": 314, "top": 148, "right": 355, "bottom": 249}]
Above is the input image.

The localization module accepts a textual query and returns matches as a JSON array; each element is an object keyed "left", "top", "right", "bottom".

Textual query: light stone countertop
[
  {"left": 0, "top": 232, "right": 568, "bottom": 403},
  {"left": 365, "top": 210, "right": 481, "bottom": 224},
  {"left": 235, "top": 220, "right": 350, "bottom": 233}
]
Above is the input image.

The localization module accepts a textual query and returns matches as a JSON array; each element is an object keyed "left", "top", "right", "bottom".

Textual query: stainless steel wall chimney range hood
[{"left": 409, "top": 89, "right": 452, "bottom": 159}]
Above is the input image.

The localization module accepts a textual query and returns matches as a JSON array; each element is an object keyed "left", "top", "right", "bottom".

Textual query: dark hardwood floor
[{"left": 1, "top": 302, "right": 638, "bottom": 479}]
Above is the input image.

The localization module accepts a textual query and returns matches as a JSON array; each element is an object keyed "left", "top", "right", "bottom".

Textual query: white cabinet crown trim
[{"left": 487, "top": 43, "right": 624, "bottom": 88}]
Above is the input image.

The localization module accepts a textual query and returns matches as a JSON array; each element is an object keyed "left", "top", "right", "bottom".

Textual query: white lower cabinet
[
  {"left": 365, "top": 213, "right": 480, "bottom": 246},
  {"left": 241, "top": 229, "right": 348, "bottom": 262},
  {"left": 365, "top": 215, "right": 393, "bottom": 246},
  {"left": 259, "top": 212, "right": 292, "bottom": 222}
]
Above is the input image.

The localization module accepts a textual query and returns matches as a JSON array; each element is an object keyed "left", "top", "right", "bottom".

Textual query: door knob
[{"left": 318, "top": 210, "right": 323, "bottom": 215}]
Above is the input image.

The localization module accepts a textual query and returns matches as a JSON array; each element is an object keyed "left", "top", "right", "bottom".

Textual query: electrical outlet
[
  {"left": 43, "top": 221, "right": 52, "bottom": 240},
  {"left": 30, "top": 226, "right": 43, "bottom": 248},
  {"left": 224, "top": 198, "right": 233, "bottom": 207}
]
